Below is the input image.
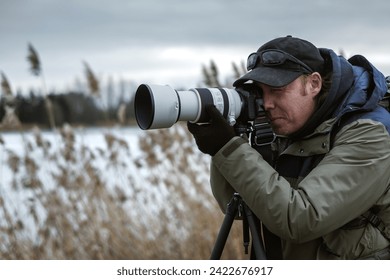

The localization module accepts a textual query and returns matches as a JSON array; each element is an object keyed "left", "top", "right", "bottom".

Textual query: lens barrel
[{"left": 134, "top": 84, "right": 242, "bottom": 130}]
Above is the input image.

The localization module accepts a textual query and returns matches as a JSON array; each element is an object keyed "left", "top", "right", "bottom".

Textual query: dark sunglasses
[{"left": 247, "top": 49, "right": 314, "bottom": 73}]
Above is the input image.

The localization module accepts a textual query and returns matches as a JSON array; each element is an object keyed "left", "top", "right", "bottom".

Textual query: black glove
[{"left": 187, "top": 105, "right": 235, "bottom": 156}]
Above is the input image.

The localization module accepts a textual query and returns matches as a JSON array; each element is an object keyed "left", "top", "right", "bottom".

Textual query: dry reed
[{"left": 0, "top": 123, "right": 246, "bottom": 259}]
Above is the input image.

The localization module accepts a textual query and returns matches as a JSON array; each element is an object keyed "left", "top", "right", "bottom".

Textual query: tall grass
[{"left": 0, "top": 124, "right": 246, "bottom": 259}]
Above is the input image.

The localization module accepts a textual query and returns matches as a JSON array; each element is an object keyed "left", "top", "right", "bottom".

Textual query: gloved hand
[{"left": 187, "top": 105, "right": 236, "bottom": 156}]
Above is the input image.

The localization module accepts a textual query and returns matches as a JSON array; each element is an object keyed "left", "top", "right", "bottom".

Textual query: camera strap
[
  {"left": 250, "top": 113, "right": 276, "bottom": 165},
  {"left": 251, "top": 112, "right": 275, "bottom": 144}
]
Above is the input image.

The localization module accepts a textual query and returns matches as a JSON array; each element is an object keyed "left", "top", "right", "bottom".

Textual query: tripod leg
[
  {"left": 242, "top": 214, "right": 250, "bottom": 254},
  {"left": 244, "top": 204, "right": 267, "bottom": 260},
  {"left": 210, "top": 195, "right": 240, "bottom": 259}
]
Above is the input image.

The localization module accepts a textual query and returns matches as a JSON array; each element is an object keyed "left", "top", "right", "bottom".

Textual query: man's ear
[{"left": 307, "top": 72, "right": 322, "bottom": 97}]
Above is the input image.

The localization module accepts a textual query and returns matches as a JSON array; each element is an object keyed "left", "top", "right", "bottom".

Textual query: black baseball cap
[{"left": 233, "top": 36, "right": 325, "bottom": 87}]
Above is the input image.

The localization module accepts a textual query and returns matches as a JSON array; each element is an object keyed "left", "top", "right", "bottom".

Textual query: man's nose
[{"left": 262, "top": 92, "right": 275, "bottom": 110}]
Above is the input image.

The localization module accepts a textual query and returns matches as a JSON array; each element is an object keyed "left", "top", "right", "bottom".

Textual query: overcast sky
[{"left": 1, "top": 0, "right": 390, "bottom": 93}]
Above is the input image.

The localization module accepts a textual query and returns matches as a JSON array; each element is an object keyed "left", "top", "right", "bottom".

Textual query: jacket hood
[
  {"left": 289, "top": 49, "right": 387, "bottom": 139},
  {"left": 339, "top": 54, "right": 388, "bottom": 114}
]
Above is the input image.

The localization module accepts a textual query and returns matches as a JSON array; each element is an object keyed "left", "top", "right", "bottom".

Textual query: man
[{"left": 187, "top": 36, "right": 390, "bottom": 259}]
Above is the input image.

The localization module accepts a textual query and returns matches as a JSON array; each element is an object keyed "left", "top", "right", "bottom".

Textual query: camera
[{"left": 134, "top": 83, "right": 264, "bottom": 130}]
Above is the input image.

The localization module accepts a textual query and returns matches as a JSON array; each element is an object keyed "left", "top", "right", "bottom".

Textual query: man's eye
[{"left": 271, "top": 87, "right": 284, "bottom": 93}]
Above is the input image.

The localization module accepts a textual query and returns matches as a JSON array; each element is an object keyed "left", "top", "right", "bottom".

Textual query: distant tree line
[
  {"left": 0, "top": 91, "right": 135, "bottom": 128},
  {"left": 0, "top": 58, "right": 245, "bottom": 129}
]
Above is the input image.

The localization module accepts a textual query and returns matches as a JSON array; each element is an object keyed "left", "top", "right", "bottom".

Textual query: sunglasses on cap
[{"left": 246, "top": 49, "right": 314, "bottom": 73}]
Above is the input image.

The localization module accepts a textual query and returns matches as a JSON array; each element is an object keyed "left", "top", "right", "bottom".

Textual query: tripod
[
  {"left": 209, "top": 116, "right": 276, "bottom": 260},
  {"left": 210, "top": 193, "right": 267, "bottom": 260}
]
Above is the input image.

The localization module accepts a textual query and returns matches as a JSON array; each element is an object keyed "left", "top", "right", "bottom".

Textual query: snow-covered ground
[{"left": 0, "top": 126, "right": 144, "bottom": 187}]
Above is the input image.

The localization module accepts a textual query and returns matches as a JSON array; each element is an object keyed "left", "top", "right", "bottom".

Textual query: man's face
[{"left": 258, "top": 74, "right": 321, "bottom": 136}]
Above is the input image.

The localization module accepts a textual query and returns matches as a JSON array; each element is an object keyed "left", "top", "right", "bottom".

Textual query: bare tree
[
  {"left": 202, "top": 60, "right": 247, "bottom": 87},
  {"left": 202, "top": 60, "right": 221, "bottom": 87}
]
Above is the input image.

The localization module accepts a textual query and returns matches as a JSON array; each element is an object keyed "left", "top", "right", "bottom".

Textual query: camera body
[{"left": 134, "top": 83, "right": 264, "bottom": 130}]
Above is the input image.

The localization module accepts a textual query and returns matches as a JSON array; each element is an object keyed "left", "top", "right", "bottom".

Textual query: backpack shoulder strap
[
  {"left": 363, "top": 210, "right": 390, "bottom": 241},
  {"left": 341, "top": 207, "right": 390, "bottom": 242}
]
